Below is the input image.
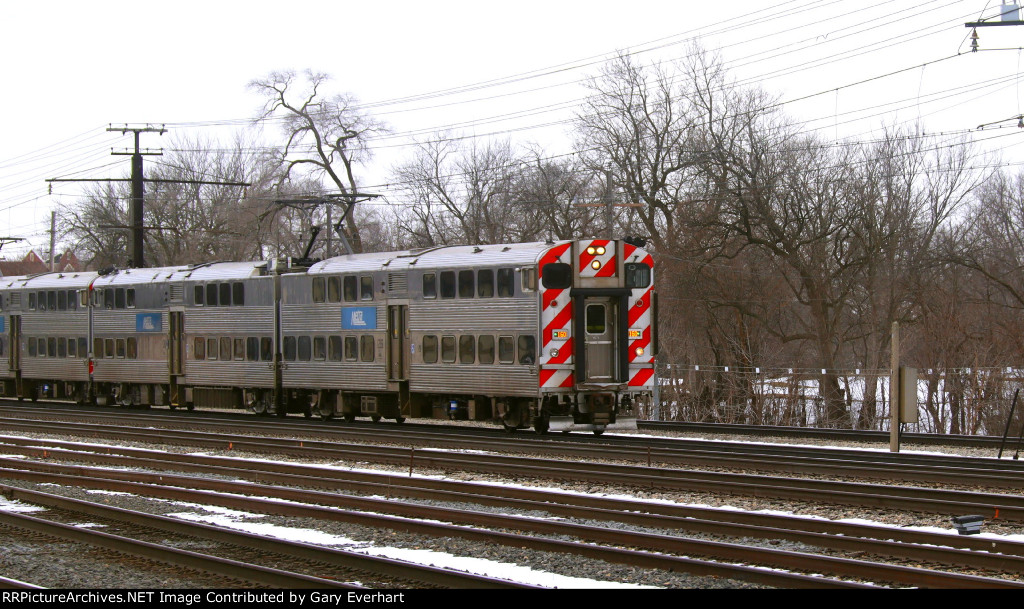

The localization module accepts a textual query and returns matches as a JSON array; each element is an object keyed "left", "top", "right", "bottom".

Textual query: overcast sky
[{"left": 0, "top": 1, "right": 1020, "bottom": 260}]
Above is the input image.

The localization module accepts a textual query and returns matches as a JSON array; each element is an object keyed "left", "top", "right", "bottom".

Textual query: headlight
[{"left": 635, "top": 347, "right": 645, "bottom": 357}]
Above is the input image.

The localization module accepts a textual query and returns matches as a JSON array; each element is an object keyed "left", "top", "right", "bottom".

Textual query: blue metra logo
[
  {"left": 136, "top": 313, "right": 162, "bottom": 332},
  {"left": 342, "top": 307, "right": 377, "bottom": 330}
]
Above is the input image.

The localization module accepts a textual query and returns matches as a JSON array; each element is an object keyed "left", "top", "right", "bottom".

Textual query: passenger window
[
  {"left": 313, "top": 336, "right": 326, "bottom": 361},
  {"left": 521, "top": 267, "right": 536, "bottom": 292},
  {"left": 57, "top": 337, "right": 66, "bottom": 358},
  {"left": 441, "top": 336, "right": 456, "bottom": 363},
  {"left": 498, "top": 336, "right": 514, "bottom": 364},
  {"left": 344, "top": 336, "right": 358, "bottom": 361},
  {"left": 459, "top": 335, "right": 475, "bottom": 364},
  {"left": 439, "top": 271, "right": 456, "bottom": 299},
  {"left": 105, "top": 338, "right": 114, "bottom": 359},
  {"left": 234, "top": 338, "right": 245, "bottom": 361},
  {"left": 458, "top": 270, "right": 474, "bottom": 298},
  {"left": 327, "top": 277, "right": 340, "bottom": 303},
  {"left": 194, "top": 285, "right": 204, "bottom": 306},
  {"left": 329, "top": 336, "right": 343, "bottom": 361},
  {"left": 105, "top": 289, "right": 115, "bottom": 310},
  {"left": 115, "top": 289, "right": 126, "bottom": 309},
  {"left": 127, "top": 289, "right": 136, "bottom": 308},
  {"left": 115, "top": 338, "right": 125, "bottom": 358},
  {"left": 78, "top": 338, "right": 88, "bottom": 358},
  {"left": 93, "top": 338, "right": 102, "bottom": 358},
  {"left": 283, "top": 336, "right": 296, "bottom": 361},
  {"left": 422, "top": 273, "right": 436, "bottom": 299},
  {"left": 68, "top": 337, "right": 77, "bottom": 358},
  {"left": 207, "top": 338, "right": 218, "bottom": 360},
  {"left": 219, "top": 283, "right": 231, "bottom": 307},
  {"left": 312, "top": 277, "right": 326, "bottom": 303},
  {"left": 48, "top": 291, "right": 57, "bottom": 311},
  {"left": 27, "top": 338, "right": 36, "bottom": 357},
  {"left": 298, "top": 336, "right": 311, "bottom": 361},
  {"left": 232, "top": 282, "right": 244, "bottom": 306},
  {"left": 127, "top": 337, "right": 137, "bottom": 359},
  {"left": 57, "top": 290, "right": 67, "bottom": 311},
  {"left": 343, "top": 276, "right": 357, "bottom": 302},
  {"left": 518, "top": 335, "right": 536, "bottom": 365},
  {"left": 260, "top": 337, "right": 273, "bottom": 362},
  {"left": 497, "top": 268, "right": 514, "bottom": 297},
  {"left": 207, "top": 284, "right": 218, "bottom": 306},
  {"left": 48, "top": 337, "right": 56, "bottom": 357},
  {"left": 479, "top": 335, "right": 495, "bottom": 364},
  {"left": 478, "top": 270, "right": 494, "bottom": 298},
  {"left": 360, "top": 335, "right": 374, "bottom": 361},
  {"left": 219, "top": 337, "right": 231, "bottom": 360},
  {"left": 246, "top": 337, "right": 259, "bottom": 361},
  {"left": 360, "top": 276, "right": 374, "bottom": 301},
  {"left": 28, "top": 293, "right": 36, "bottom": 310},
  {"left": 422, "top": 335, "right": 438, "bottom": 364}
]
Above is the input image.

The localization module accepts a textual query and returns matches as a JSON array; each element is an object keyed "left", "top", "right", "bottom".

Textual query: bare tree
[{"left": 250, "top": 70, "right": 388, "bottom": 254}]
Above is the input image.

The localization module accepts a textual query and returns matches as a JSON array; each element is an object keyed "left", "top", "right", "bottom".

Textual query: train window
[
  {"left": 297, "top": 336, "right": 311, "bottom": 361},
  {"left": 541, "top": 263, "right": 572, "bottom": 290},
  {"left": 246, "top": 337, "right": 259, "bottom": 361},
  {"left": 93, "top": 338, "right": 102, "bottom": 359},
  {"left": 497, "top": 268, "right": 514, "bottom": 297},
  {"left": 518, "top": 335, "right": 536, "bottom": 365},
  {"left": 207, "top": 338, "right": 218, "bottom": 360},
  {"left": 232, "top": 282, "right": 244, "bottom": 306},
  {"left": 48, "top": 291, "right": 56, "bottom": 311},
  {"left": 440, "top": 271, "right": 456, "bottom": 299},
  {"left": 233, "top": 338, "right": 245, "bottom": 361},
  {"left": 344, "top": 336, "right": 358, "bottom": 361},
  {"left": 57, "top": 337, "right": 66, "bottom": 358},
  {"left": 194, "top": 285, "right": 204, "bottom": 306},
  {"left": 28, "top": 292, "right": 35, "bottom": 310},
  {"left": 586, "top": 304, "right": 606, "bottom": 334},
  {"left": 104, "top": 288, "right": 114, "bottom": 310},
  {"left": 326, "top": 277, "right": 340, "bottom": 303},
  {"left": 459, "top": 335, "right": 475, "bottom": 364},
  {"left": 114, "top": 338, "right": 124, "bottom": 358},
  {"left": 127, "top": 337, "right": 137, "bottom": 359},
  {"left": 67, "top": 337, "right": 77, "bottom": 358},
  {"left": 48, "top": 337, "right": 56, "bottom": 357},
  {"left": 360, "top": 276, "right": 373, "bottom": 301},
  {"left": 260, "top": 337, "right": 273, "bottom": 362},
  {"left": 207, "top": 284, "right": 218, "bottom": 307},
  {"left": 105, "top": 338, "right": 114, "bottom": 359},
  {"left": 69, "top": 290, "right": 78, "bottom": 310},
  {"left": 521, "top": 267, "right": 536, "bottom": 292},
  {"left": 360, "top": 335, "right": 374, "bottom": 362},
  {"left": 0, "top": 337, "right": 6, "bottom": 357},
  {"left": 498, "top": 336, "right": 514, "bottom": 364},
  {"left": 127, "top": 289, "right": 136, "bottom": 308},
  {"left": 422, "top": 273, "right": 436, "bottom": 299},
  {"left": 36, "top": 291, "right": 46, "bottom": 312},
  {"left": 78, "top": 338, "right": 88, "bottom": 358},
  {"left": 115, "top": 289, "right": 126, "bottom": 309},
  {"left": 27, "top": 338, "right": 36, "bottom": 357},
  {"left": 57, "top": 290, "right": 67, "bottom": 311},
  {"left": 219, "top": 283, "right": 231, "bottom": 307},
  {"left": 343, "top": 276, "right": 357, "bottom": 302},
  {"left": 312, "top": 277, "right": 326, "bottom": 303},
  {"left": 283, "top": 336, "right": 296, "bottom": 361},
  {"left": 313, "top": 336, "right": 326, "bottom": 361},
  {"left": 219, "top": 337, "right": 230, "bottom": 361},
  {"left": 422, "top": 335, "right": 438, "bottom": 364},
  {"left": 441, "top": 336, "right": 456, "bottom": 363},
  {"left": 328, "top": 336, "right": 342, "bottom": 361},
  {"left": 479, "top": 335, "right": 495, "bottom": 364},
  {"left": 458, "top": 270, "right": 474, "bottom": 298},
  {"left": 625, "top": 263, "right": 651, "bottom": 289},
  {"left": 478, "top": 270, "right": 494, "bottom": 298}
]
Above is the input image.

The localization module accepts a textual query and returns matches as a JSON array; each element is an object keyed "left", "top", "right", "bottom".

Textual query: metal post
[{"left": 890, "top": 322, "right": 899, "bottom": 452}]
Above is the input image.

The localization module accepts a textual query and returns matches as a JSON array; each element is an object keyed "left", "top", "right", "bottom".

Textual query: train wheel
[
  {"left": 169, "top": 404, "right": 177, "bottom": 410},
  {"left": 343, "top": 412, "right": 356, "bottom": 423},
  {"left": 502, "top": 420, "right": 517, "bottom": 434},
  {"left": 252, "top": 395, "right": 268, "bottom": 416},
  {"left": 371, "top": 415, "right": 381, "bottom": 423},
  {"left": 534, "top": 415, "right": 550, "bottom": 435},
  {"left": 592, "top": 429, "right": 605, "bottom": 436},
  {"left": 395, "top": 417, "right": 406, "bottom": 424},
  {"left": 186, "top": 403, "right": 195, "bottom": 411}
]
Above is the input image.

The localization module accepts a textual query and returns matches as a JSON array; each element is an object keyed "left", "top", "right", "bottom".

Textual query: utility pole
[
  {"left": 49, "top": 211, "right": 56, "bottom": 272},
  {"left": 108, "top": 124, "right": 165, "bottom": 268}
]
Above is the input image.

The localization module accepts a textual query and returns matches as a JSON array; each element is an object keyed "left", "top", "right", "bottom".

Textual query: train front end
[{"left": 536, "top": 238, "right": 656, "bottom": 434}]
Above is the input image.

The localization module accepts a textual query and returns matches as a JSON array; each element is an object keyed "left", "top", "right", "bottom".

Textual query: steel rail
[
  {"left": 3, "top": 426, "right": 1024, "bottom": 522},
  {"left": 0, "top": 467, "right": 865, "bottom": 589},
  {"left": 0, "top": 485, "right": 533, "bottom": 590},
  {"left": 2, "top": 465, "right": 1010, "bottom": 589},
  {"left": 4, "top": 452, "right": 1024, "bottom": 575},
  {"left": 0, "top": 509, "right": 354, "bottom": 588}
]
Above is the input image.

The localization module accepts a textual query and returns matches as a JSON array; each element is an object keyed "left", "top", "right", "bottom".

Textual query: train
[{"left": 0, "top": 238, "right": 656, "bottom": 434}]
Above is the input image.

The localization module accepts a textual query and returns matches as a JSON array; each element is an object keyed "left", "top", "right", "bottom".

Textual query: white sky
[{"left": 1, "top": 0, "right": 1022, "bottom": 260}]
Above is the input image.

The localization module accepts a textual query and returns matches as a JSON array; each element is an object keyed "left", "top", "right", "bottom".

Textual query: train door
[
  {"left": 8, "top": 314, "right": 19, "bottom": 374},
  {"left": 387, "top": 304, "right": 409, "bottom": 381},
  {"left": 583, "top": 297, "right": 616, "bottom": 382},
  {"left": 168, "top": 310, "right": 184, "bottom": 404}
]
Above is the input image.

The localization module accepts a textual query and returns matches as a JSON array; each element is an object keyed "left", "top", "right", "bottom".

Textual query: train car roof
[
  {"left": 308, "top": 241, "right": 569, "bottom": 274},
  {"left": 163, "top": 261, "right": 269, "bottom": 282},
  {"left": 91, "top": 265, "right": 191, "bottom": 287},
  {"left": 9, "top": 271, "right": 98, "bottom": 289}
]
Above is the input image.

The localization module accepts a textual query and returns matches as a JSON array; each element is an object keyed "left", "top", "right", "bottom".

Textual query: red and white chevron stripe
[
  {"left": 578, "top": 239, "right": 616, "bottom": 278},
  {"left": 539, "top": 243, "right": 574, "bottom": 388}
]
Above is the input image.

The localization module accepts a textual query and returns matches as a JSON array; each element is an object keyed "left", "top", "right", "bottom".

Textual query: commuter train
[{"left": 0, "top": 238, "right": 656, "bottom": 434}]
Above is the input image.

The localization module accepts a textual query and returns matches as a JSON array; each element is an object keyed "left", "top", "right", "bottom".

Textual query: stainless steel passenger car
[{"left": 0, "top": 239, "right": 656, "bottom": 434}]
